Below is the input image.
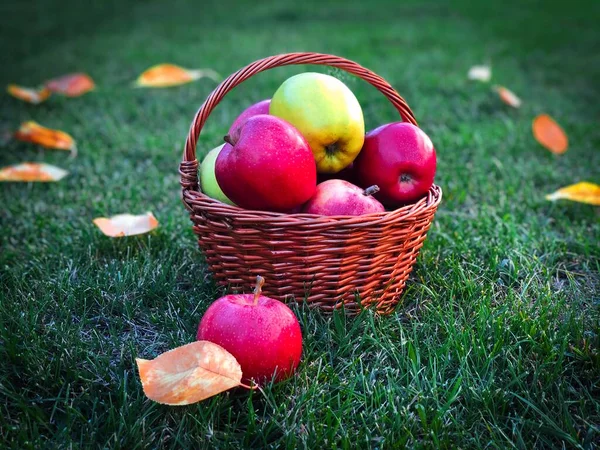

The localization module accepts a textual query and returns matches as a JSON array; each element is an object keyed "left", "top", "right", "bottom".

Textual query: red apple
[
  {"left": 302, "top": 179, "right": 385, "bottom": 216},
  {"left": 228, "top": 99, "right": 271, "bottom": 137},
  {"left": 197, "top": 276, "right": 302, "bottom": 384},
  {"left": 355, "top": 123, "right": 436, "bottom": 205},
  {"left": 216, "top": 114, "right": 317, "bottom": 212}
]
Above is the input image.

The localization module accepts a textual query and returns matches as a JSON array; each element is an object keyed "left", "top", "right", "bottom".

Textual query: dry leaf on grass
[
  {"left": 533, "top": 114, "right": 568, "bottom": 154},
  {"left": 468, "top": 65, "right": 491, "bottom": 82},
  {"left": 545, "top": 182, "right": 600, "bottom": 206},
  {"left": 45, "top": 73, "right": 95, "bottom": 97},
  {"left": 14, "top": 121, "right": 77, "bottom": 156},
  {"left": 0, "top": 162, "right": 68, "bottom": 182},
  {"left": 93, "top": 212, "right": 159, "bottom": 237},
  {"left": 135, "top": 64, "right": 220, "bottom": 88},
  {"left": 493, "top": 85, "right": 522, "bottom": 108},
  {"left": 7, "top": 85, "right": 51, "bottom": 104},
  {"left": 136, "top": 341, "right": 243, "bottom": 405}
]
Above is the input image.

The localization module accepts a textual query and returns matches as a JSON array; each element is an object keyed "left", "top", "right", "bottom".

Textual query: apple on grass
[
  {"left": 199, "top": 144, "right": 236, "bottom": 205},
  {"left": 197, "top": 276, "right": 302, "bottom": 384},
  {"left": 355, "top": 122, "right": 437, "bottom": 206},
  {"left": 228, "top": 99, "right": 271, "bottom": 137},
  {"left": 302, "top": 179, "right": 385, "bottom": 216},
  {"left": 216, "top": 114, "right": 317, "bottom": 212},
  {"left": 270, "top": 72, "right": 365, "bottom": 174}
]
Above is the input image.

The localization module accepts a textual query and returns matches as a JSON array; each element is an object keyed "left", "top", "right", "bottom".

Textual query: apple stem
[
  {"left": 223, "top": 134, "right": 234, "bottom": 146},
  {"left": 253, "top": 275, "right": 265, "bottom": 305},
  {"left": 363, "top": 185, "right": 380, "bottom": 197}
]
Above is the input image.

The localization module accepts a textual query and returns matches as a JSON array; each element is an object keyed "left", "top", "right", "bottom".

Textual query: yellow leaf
[
  {"left": 136, "top": 341, "right": 242, "bottom": 405},
  {"left": 14, "top": 121, "right": 77, "bottom": 155},
  {"left": 7, "top": 84, "right": 51, "bottom": 104},
  {"left": 545, "top": 182, "right": 600, "bottom": 206},
  {"left": 93, "top": 212, "right": 159, "bottom": 237},
  {"left": 468, "top": 65, "right": 491, "bottom": 82},
  {"left": 493, "top": 85, "right": 521, "bottom": 108},
  {"left": 135, "top": 64, "right": 220, "bottom": 88},
  {"left": 533, "top": 114, "right": 568, "bottom": 154},
  {"left": 45, "top": 73, "right": 95, "bottom": 97},
  {"left": 0, "top": 162, "right": 68, "bottom": 182}
]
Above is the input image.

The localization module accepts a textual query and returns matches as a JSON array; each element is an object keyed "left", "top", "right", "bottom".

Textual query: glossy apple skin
[
  {"left": 302, "top": 179, "right": 385, "bottom": 216},
  {"left": 197, "top": 294, "right": 303, "bottom": 383},
  {"left": 355, "top": 123, "right": 436, "bottom": 206},
  {"left": 215, "top": 114, "right": 317, "bottom": 212},
  {"left": 228, "top": 99, "right": 271, "bottom": 137},
  {"left": 270, "top": 73, "right": 364, "bottom": 174},
  {"left": 199, "top": 144, "right": 236, "bottom": 206}
]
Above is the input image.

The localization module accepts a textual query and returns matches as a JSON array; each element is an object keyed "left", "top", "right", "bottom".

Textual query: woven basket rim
[{"left": 182, "top": 184, "right": 442, "bottom": 226}]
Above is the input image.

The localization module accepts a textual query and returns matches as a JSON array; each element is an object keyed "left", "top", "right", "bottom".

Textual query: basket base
[{"left": 186, "top": 185, "right": 442, "bottom": 316}]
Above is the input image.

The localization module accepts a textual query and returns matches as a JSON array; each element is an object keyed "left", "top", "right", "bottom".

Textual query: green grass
[{"left": 1, "top": 0, "right": 599, "bottom": 447}]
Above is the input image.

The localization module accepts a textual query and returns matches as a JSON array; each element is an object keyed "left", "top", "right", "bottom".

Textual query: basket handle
[{"left": 180, "top": 52, "right": 418, "bottom": 192}]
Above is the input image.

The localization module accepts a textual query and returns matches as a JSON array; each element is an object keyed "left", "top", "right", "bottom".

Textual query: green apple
[
  {"left": 199, "top": 144, "right": 236, "bottom": 206},
  {"left": 270, "top": 72, "right": 365, "bottom": 174}
]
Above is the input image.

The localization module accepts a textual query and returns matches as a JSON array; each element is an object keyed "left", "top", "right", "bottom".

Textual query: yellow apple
[
  {"left": 270, "top": 72, "right": 365, "bottom": 174},
  {"left": 200, "top": 144, "right": 236, "bottom": 206}
]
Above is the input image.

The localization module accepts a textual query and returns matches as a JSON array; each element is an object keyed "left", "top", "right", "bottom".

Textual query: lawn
[{"left": 1, "top": 0, "right": 599, "bottom": 447}]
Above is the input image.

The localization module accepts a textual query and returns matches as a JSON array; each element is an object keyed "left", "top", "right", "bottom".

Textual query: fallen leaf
[
  {"left": 494, "top": 85, "right": 521, "bottom": 108},
  {"left": 136, "top": 341, "right": 243, "bottom": 405},
  {"left": 545, "top": 182, "right": 600, "bottom": 206},
  {"left": 93, "top": 212, "right": 159, "bottom": 237},
  {"left": 135, "top": 64, "right": 220, "bottom": 88},
  {"left": 468, "top": 65, "right": 491, "bottom": 82},
  {"left": 45, "top": 73, "right": 95, "bottom": 97},
  {"left": 7, "top": 85, "right": 51, "bottom": 104},
  {"left": 533, "top": 114, "right": 568, "bottom": 154},
  {"left": 0, "top": 162, "right": 68, "bottom": 182},
  {"left": 14, "top": 121, "right": 77, "bottom": 155}
]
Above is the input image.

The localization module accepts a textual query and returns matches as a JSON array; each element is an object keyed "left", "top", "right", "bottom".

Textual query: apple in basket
[
  {"left": 197, "top": 276, "right": 303, "bottom": 383},
  {"left": 216, "top": 114, "right": 317, "bottom": 212},
  {"left": 302, "top": 179, "right": 385, "bottom": 216},
  {"left": 355, "top": 122, "right": 437, "bottom": 205},
  {"left": 199, "top": 144, "right": 236, "bottom": 206},
  {"left": 228, "top": 99, "right": 271, "bottom": 137},
  {"left": 270, "top": 72, "right": 365, "bottom": 174}
]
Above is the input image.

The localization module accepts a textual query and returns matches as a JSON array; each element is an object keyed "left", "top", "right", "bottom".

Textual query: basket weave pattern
[{"left": 180, "top": 53, "right": 442, "bottom": 315}]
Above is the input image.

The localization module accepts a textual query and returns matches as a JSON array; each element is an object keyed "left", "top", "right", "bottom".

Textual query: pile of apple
[{"left": 200, "top": 72, "right": 437, "bottom": 215}]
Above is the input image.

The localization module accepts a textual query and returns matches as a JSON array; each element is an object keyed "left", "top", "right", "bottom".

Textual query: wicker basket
[{"left": 180, "top": 52, "right": 442, "bottom": 315}]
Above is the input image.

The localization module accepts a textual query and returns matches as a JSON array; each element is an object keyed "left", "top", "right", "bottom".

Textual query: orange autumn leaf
[
  {"left": 136, "top": 341, "right": 243, "bottom": 405},
  {"left": 545, "top": 182, "right": 600, "bottom": 206},
  {"left": 7, "top": 84, "right": 51, "bottom": 104},
  {"left": 494, "top": 85, "right": 521, "bottom": 108},
  {"left": 135, "top": 64, "right": 220, "bottom": 88},
  {"left": 45, "top": 73, "right": 95, "bottom": 97},
  {"left": 14, "top": 121, "right": 77, "bottom": 155},
  {"left": 93, "top": 212, "right": 159, "bottom": 237},
  {"left": 0, "top": 162, "right": 68, "bottom": 182},
  {"left": 533, "top": 114, "right": 568, "bottom": 154}
]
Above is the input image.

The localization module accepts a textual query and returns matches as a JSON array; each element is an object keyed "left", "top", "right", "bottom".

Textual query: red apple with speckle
[
  {"left": 355, "top": 122, "right": 436, "bottom": 206},
  {"left": 228, "top": 99, "right": 271, "bottom": 137},
  {"left": 302, "top": 179, "right": 385, "bottom": 216},
  {"left": 216, "top": 114, "right": 317, "bottom": 212},
  {"left": 197, "top": 276, "right": 302, "bottom": 384}
]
